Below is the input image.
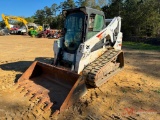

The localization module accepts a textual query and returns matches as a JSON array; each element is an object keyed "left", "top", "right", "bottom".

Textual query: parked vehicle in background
[
  {"left": 0, "top": 27, "right": 10, "bottom": 36},
  {"left": 1, "top": 14, "right": 43, "bottom": 35}
]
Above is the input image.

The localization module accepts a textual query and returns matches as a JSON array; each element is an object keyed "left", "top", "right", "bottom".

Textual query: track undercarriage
[{"left": 83, "top": 49, "right": 124, "bottom": 87}]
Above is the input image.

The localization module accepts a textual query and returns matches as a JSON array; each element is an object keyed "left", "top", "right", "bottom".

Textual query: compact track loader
[{"left": 15, "top": 7, "right": 124, "bottom": 116}]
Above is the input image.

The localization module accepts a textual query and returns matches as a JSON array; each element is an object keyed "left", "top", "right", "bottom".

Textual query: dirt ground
[{"left": 0, "top": 35, "right": 160, "bottom": 120}]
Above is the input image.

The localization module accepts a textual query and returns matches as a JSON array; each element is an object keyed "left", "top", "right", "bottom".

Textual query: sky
[{"left": 0, "top": 0, "right": 64, "bottom": 21}]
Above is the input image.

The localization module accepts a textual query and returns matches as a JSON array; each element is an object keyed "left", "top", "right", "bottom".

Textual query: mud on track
[{"left": 0, "top": 35, "right": 160, "bottom": 120}]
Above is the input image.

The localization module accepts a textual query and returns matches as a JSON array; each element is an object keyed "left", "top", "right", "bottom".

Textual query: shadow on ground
[
  {"left": 0, "top": 57, "right": 53, "bottom": 72},
  {"left": 0, "top": 57, "right": 54, "bottom": 82}
]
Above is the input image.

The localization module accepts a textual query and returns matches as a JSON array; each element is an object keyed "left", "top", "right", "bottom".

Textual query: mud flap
[{"left": 16, "top": 61, "right": 87, "bottom": 116}]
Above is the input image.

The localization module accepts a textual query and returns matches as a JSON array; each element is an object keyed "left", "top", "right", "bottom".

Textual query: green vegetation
[
  {"left": 102, "top": 0, "right": 160, "bottom": 37},
  {"left": 136, "top": 89, "right": 143, "bottom": 93},
  {"left": 152, "top": 88, "right": 160, "bottom": 94},
  {"left": 121, "top": 88, "right": 128, "bottom": 93},
  {"left": 0, "top": 21, "right": 5, "bottom": 28},
  {"left": 32, "top": 0, "right": 105, "bottom": 29},
  {"left": 0, "top": 0, "right": 160, "bottom": 38},
  {"left": 33, "top": 0, "right": 160, "bottom": 37},
  {"left": 123, "top": 41, "right": 160, "bottom": 51}
]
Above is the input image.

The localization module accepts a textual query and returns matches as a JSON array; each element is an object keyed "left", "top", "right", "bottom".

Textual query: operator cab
[
  {"left": 62, "top": 7, "right": 106, "bottom": 53},
  {"left": 55, "top": 7, "right": 106, "bottom": 70}
]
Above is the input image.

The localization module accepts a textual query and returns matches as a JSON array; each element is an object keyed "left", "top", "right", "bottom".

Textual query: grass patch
[
  {"left": 121, "top": 88, "right": 128, "bottom": 93},
  {"left": 123, "top": 41, "right": 160, "bottom": 51},
  {"left": 152, "top": 89, "right": 160, "bottom": 94}
]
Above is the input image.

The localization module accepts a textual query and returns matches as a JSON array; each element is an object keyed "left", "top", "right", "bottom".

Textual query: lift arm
[{"left": 1, "top": 14, "right": 28, "bottom": 32}]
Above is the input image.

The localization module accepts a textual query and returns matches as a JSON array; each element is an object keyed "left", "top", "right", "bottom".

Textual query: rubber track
[{"left": 83, "top": 49, "right": 123, "bottom": 87}]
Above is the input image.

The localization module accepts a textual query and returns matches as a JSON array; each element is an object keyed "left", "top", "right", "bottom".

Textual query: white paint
[{"left": 53, "top": 17, "right": 123, "bottom": 74}]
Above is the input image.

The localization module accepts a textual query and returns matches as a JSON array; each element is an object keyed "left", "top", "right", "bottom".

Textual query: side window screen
[
  {"left": 87, "top": 14, "right": 104, "bottom": 40},
  {"left": 93, "top": 14, "right": 103, "bottom": 31},
  {"left": 88, "top": 14, "right": 95, "bottom": 31}
]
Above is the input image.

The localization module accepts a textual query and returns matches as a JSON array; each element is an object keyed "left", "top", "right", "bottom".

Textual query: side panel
[
  {"left": 76, "top": 28, "right": 113, "bottom": 74},
  {"left": 76, "top": 47, "right": 104, "bottom": 74},
  {"left": 113, "top": 32, "right": 123, "bottom": 50},
  {"left": 75, "top": 17, "right": 122, "bottom": 73}
]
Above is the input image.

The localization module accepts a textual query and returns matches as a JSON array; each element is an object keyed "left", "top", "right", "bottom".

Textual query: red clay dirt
[{"left": 0, "top": 35, "right": 160, "bottom": 120}]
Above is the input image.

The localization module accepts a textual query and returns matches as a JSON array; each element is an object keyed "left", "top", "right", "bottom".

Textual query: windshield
[{"left": 64, "top": 12, "right": 85, "bottom": 52}]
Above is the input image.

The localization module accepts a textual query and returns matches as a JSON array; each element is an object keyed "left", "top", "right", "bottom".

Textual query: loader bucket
[{"left": 16, "top": 61, "right": 87, "bottom": 116}]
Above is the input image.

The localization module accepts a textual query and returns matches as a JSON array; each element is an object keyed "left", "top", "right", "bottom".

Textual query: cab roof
[{"left": 62, "top": 7, "right": 105, "bottom": 17}]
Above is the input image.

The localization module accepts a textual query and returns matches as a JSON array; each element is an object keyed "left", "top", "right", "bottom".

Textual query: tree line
[{"left": 1, "top": 0, "right": 160, "bottom": 38}]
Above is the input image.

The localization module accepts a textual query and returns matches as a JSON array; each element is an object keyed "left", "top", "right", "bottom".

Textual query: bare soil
[{"left": 0, "top": 35, "right": 160, "bottom": 120}]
